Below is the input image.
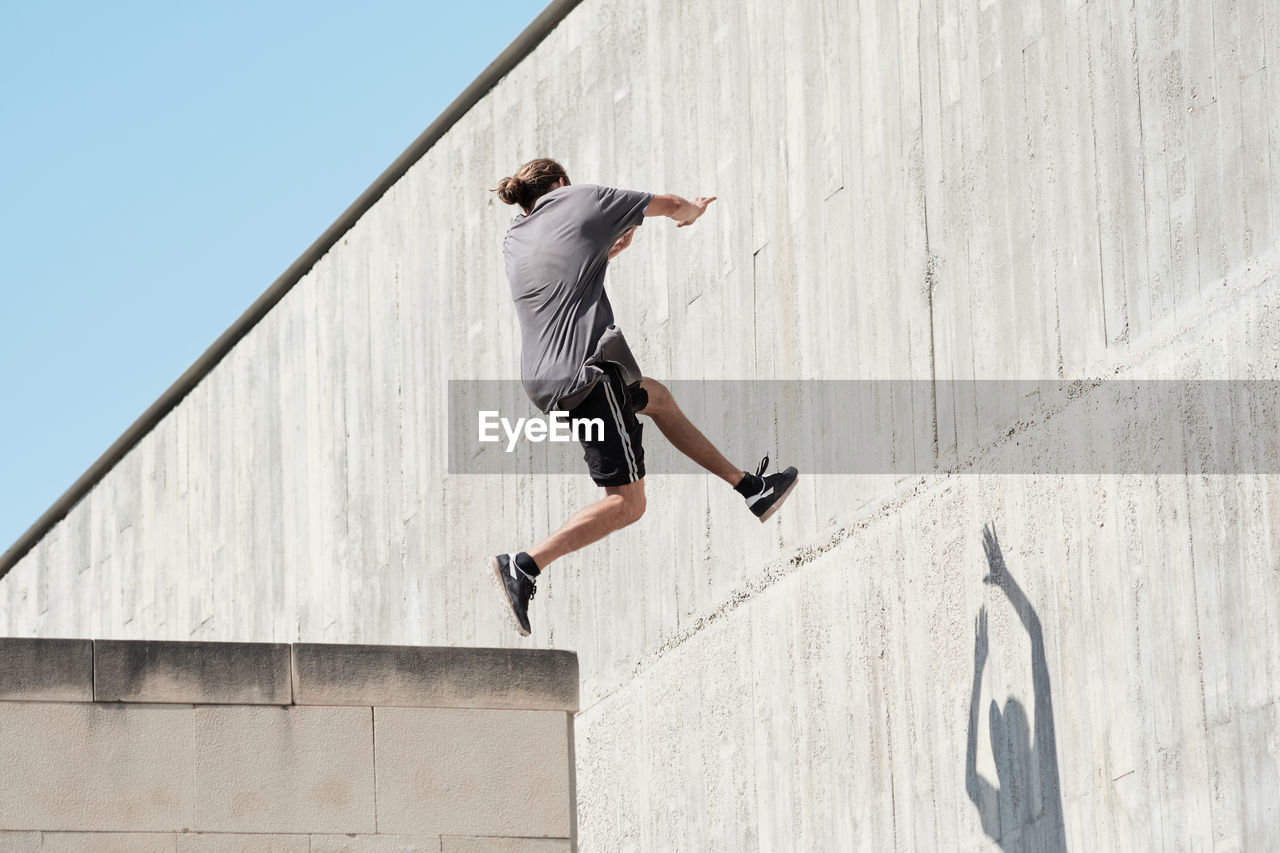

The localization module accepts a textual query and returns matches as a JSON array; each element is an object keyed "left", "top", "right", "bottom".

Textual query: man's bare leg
[
  {"left": 522, "top": 375, "right": 767, "bottom": 572},
  {"left": 526, "top": 479, "right": 646, "bottom": 569},
  {"left": 636, "top": 377, "right": 744, "bottom": 486}
]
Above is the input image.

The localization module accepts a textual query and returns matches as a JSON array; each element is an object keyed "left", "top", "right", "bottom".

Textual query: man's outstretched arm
[
  {"left": 606, "top": 192, "right": 713, "bottom": 260},
  {"left": 645, "top": 194, "right": 716, "bottom": 227}
]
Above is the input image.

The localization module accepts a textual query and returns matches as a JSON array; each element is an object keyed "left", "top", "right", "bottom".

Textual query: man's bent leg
[
  {"left": 527, "top": 479, "right": 646, "bottom": 569},
  {"left": 636, "top": 377, "right": 743, "bottom": 486}
]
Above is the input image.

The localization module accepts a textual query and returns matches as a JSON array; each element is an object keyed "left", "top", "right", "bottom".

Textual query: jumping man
[{"left": 488, "top": 158, "right": 799, "bottom": 636}]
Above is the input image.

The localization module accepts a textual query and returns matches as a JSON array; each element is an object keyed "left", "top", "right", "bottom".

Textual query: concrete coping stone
[
  {"left": 0, "top": 638, "right": 578, "bottom": 711},
  {"left": 0, "top": 638, "right": 93, "bottom": 702},
  {"left": 94, "top": 640, "right": 293, "bottom": 705},
  {"left": 292, "top": 644, "right": 580, "bottom": 712}
]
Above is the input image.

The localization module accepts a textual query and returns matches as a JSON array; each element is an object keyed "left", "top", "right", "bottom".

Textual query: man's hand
[
  {"left": 981, "top": 524, "right": 1005, "bottom": 588},
  {"left": 676, "top": 196, "right": 716, "bottom": 227},
  {"left": 608, "top": 226, "right": 637, "bottom": 260}
]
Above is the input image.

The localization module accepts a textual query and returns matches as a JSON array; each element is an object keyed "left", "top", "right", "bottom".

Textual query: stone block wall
[{"left": 0, "top": 639, "right": 578, "bottom": 852}]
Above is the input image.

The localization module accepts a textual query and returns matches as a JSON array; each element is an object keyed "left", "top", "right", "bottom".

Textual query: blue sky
[{"left": 0, "top": 1, "right": 543, "bottom": 551}]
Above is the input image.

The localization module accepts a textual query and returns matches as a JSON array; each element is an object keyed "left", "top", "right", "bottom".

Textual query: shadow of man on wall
[{"left": 966, "top": 523, "right": 1068, "bottom": 852}]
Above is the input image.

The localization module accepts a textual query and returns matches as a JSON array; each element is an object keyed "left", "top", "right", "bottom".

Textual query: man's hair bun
[
  {"left": 495, "top": 176, "right": 525, "bottom": 206},
  {"left": 492, "top": 158, "right": 568, "bottom": 210}
]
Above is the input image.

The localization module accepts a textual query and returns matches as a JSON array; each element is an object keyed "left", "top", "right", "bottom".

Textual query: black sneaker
[
  {"left": 489, "top": 553, "right": 537, "bottom": 636},
  {"left": 743, "top": 456, "right": 799, "bottom": 522}
]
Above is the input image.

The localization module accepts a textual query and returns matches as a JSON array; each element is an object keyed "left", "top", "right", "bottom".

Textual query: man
[{"left": 489, "top": 158, "right": 798, "bottom": 636}]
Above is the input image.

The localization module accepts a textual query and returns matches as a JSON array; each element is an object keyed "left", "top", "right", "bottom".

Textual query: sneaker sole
[
  {"left": 757, "top": 472, "right": 800, "bottom": 523},
  {"left": 487, "top": 556, "right": 531, "bottom": 637}
]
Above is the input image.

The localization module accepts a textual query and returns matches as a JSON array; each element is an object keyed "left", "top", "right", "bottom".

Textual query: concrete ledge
[
  {"left": 0, "top": 639, "right": 579, "bottom": 711},
  {"left": 0, "top": 639, "right": 92, "bottom": 702},
  {"left": 0, "top": 642, "right": 579, "bottom": 843},
  {"left": 292, "top": 645, "right": 579, "bottom": 712},
  {"left": 94, "top": 640, "right": 292, "bottom": 705}
]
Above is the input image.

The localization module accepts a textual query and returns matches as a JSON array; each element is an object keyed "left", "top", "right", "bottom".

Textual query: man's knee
[
  {"left": 607, "top": 482, "right": 646, "bottom": 527},
  {"left": 638, "top": 377, "right": 672, "bottom": 416},
  {"left": 618, "top": 489, "right": 646, "bottom": 526}
]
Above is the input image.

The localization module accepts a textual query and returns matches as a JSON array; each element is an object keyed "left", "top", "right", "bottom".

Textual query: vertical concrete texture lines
[{"left": 1270, "top": 5, "right": 1280, "bottom": 253}]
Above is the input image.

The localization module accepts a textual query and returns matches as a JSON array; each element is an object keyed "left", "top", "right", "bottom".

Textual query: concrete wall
[
  {"left": 3, "top": 0, "right": 1279, "bottom": 848},
  {"left": 0, "top": 638, "right": 578, "bottom": 851}
]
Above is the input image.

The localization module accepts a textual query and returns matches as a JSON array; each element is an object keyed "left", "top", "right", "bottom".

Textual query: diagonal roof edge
[{"left": 1, "top": 0, "right": 584, "bottom": 579}]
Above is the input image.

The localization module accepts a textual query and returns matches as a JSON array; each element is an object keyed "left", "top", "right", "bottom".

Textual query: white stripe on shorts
[{"left": 601, "top": 376, "right": 638, "bottom": 482}]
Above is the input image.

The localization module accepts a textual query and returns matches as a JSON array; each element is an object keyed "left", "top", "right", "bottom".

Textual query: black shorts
[{"left": 566, "top": 367, "right": 647, "bottom": 487}]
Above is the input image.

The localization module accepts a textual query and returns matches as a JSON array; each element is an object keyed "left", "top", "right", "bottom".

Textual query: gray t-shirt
[{"left": 503, "top": 183, "right": 653, "bottom": 412}]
